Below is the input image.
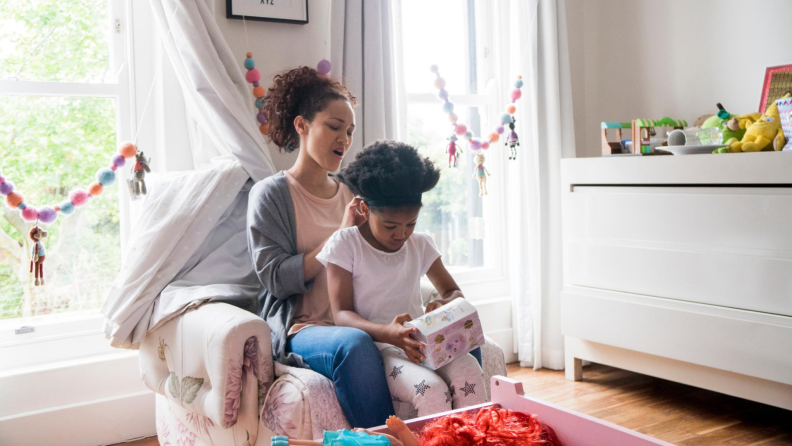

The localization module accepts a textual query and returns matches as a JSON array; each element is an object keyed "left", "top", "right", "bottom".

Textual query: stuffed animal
[
  {"left": 715, "top": 93, "right": 789, "bottom": 153},
  {"left": 128, "top": 151, "right": 151, "bottom": 197},
  {"left": 29, "top": 226, "right": 48, "bottom": 286},
  {"left": 701, "top": 103, "right": 760, "bottom": 145}
]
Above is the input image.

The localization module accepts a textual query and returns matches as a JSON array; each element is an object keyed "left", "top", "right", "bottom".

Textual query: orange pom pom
[
  {"left": 490, "top": 132, "right": 499, "bottom": 143},
  {"left": 252, "top": 86, "right": 266, "bottom": 98},
  {"left": 88, "top": 182, "right": 103, "bottom": 197},
  {"left": 507, "top": 105, "right": 516, "bottom": 114},
  {"left": 54, "top": 206, "right": 60, "bottom": 212},
  {"left": 119, "top": 141, "right": 137, "bottom": 158},
  {"left": 448, "top": 113, "right": 458, "bottom": 124},
  {"left": 246, "top": 52, "right": 252, "bottom": 57},
  {"left": 518, "top": 75, "right": 522, "bottom": 79},
  {"left": 6, "top": 192, "right": 23, "bottom": 208},
  {"left": 260, "top": 123, "right": 270, "bottom": 135}
]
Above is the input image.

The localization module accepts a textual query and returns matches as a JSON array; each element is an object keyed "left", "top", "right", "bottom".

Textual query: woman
[{"left": 247, "top": 66, "right": 401, "bottom": 428}]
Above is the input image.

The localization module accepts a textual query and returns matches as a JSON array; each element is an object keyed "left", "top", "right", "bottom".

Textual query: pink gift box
[{"left": 405, "top": 298, "right": 485, "bottom": 370}]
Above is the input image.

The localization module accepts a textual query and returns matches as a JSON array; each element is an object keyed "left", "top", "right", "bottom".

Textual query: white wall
[
  {"left": 213, "top": 0, "right": 332, "bottom": 171},
  {"left": 565, "top": 0, "right": 792, "bottom": 158}
]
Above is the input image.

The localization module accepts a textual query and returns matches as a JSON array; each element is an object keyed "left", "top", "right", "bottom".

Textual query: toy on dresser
[
  {"left": 405, "top": 298, "right": 485, "bottom": 371},
  {"left": 776, "top": 95, "right": 792, "bottom": 151}
]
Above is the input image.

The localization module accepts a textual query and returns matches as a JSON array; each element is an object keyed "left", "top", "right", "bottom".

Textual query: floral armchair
[{"left": 139, "top": 293, "right": 508, "bottom": 445}]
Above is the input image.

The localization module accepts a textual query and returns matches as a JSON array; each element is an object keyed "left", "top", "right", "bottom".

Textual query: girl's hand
[
  {"left": 385, "top": 313, "right": 425, "bottom": 364},
  {"left": 340, "top": 197, "right": 366, "bottom": 229},
  {"left": 424, "top": 300, "right": 444, "bottom": 314}
]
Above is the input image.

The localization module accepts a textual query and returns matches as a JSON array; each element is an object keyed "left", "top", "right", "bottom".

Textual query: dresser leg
[{"left": 565, "top": 355, "right": 583, "bottom": 381}]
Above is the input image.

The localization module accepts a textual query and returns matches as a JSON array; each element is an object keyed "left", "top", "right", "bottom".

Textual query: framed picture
[
  {"left": 759, "top": 64, "right": 792, "bottom": 113},
  {"left": 226, "top": 0, "right": 309, "bottom": 25}
]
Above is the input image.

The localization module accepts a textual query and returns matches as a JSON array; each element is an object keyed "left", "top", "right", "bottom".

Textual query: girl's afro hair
[{"left": 336, "top": 140, "right": 440, "bottom": 209}]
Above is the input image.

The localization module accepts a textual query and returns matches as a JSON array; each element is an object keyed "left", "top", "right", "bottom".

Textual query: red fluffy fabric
[{"left": 419, "top": 406, "right": 561, "bottom": 446}]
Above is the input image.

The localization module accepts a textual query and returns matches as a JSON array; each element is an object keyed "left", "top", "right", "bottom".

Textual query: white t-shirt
[{"left": 316, "top": 226, "right": 441, "bottom": 347}]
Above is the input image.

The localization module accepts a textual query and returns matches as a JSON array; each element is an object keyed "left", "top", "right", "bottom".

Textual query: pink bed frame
[{"left": 370, "top": 376, "right": 673, "bottom": 445}]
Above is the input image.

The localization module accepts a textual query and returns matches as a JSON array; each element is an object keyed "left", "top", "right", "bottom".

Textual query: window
[
  {"left": 398, "top": 0, "right": 508, "bottom": 296},
  {"left": 0, "top": 0, "right": 130, "bottom": 351}
]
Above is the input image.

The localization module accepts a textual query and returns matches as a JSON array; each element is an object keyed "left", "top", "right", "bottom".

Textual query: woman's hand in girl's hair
[
  {"left": 385, "top": 313, "right": 425, "bottom": 364},
  {"left": 340, "top": 197, "right": 366, "bottom": 229}
]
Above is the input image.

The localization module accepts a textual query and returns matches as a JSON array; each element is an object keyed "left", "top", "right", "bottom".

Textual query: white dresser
[{"left": 560, "top": 152, "right": 792, "bottom": 410}]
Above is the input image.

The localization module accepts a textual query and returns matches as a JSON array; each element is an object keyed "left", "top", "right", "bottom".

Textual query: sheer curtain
[
  {"left": 503, "top": 0, "right": 576, "bottom": 370},
  {"left": 102, "top": 0, "right": 276, "bottom": 348}
]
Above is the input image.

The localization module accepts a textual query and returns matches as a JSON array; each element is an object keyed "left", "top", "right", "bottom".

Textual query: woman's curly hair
[
  {"left": 336, "top": 140, "right": 441, "bottom": 211},
  {"left": 263, "top": 66, "right": 356, "bottom": 152}
]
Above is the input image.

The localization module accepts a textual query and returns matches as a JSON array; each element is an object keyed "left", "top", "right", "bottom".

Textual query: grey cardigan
[{"left": 247, "top": 171, "right": 313, "bottom": 367}]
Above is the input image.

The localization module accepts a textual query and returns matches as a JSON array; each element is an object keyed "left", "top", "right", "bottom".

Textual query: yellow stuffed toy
[{"left": 715, "top": 93, "right": 789, "bottom": 153}]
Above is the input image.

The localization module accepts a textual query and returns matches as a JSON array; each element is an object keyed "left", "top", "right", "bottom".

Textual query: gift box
[
  {"left": 405, "top": 298, "right": 485, "bottom": 370},
  {"left": 777, "top": 96, "right": 792, "bottom": 151}
]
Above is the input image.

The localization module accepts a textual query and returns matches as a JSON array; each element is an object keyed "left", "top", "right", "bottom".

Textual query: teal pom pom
[
  {"left": 18, "top": 202, "right": 26, "bottom": 210},
  {"left": 244, "top": 57, "right": 255, "bottom": 70},
  {"left": 515, "top": 79, "right": 524, "bottom": 88},
  {"left": 96, "top": 168, "right": 116, "bottom": 186},
  {"left": 60, "top": 202, "right": 75, "bottom": 215},
  {"left": 500, "top": 112, "right": 512, "bottom": 124},
  {"left": 442, "top": 101, "right": 455, "bottom": 114},
  {"left": 255, "top": 97, "right": 265, "bottom": 109}
]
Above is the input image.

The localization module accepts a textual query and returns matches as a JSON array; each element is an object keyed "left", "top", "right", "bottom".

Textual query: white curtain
[
  {"left": 505, "top": 0, "right": 576, "bottom": 370},
  {"left": 102, "top": 0, "right": 276, "bottom": 348},
  {"left": 330, "top": 0, "right": 399, "bottom": 158}
]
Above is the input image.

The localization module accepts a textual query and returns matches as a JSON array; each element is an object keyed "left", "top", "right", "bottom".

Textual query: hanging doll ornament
[
  {"left": 446, "top": 134, "right": 462, "bottom": 168},
  {"left": 503, "top": 113, "right": 520, "bottom": 160},
  {"left": 472, "top": 152, "right": 491, "bottom": 196},
  {"left": 29, "top": 225, "right": 48, "bottom": 286},
  {"left": 128, "top": 150, "right": 151, "bottom": 198}
]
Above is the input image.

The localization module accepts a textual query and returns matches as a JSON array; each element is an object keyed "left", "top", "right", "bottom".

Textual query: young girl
[{"left": 317, "top": 140, "right": 487, "bottom": 417}]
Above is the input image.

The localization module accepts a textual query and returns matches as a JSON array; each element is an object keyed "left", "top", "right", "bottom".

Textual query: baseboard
[{"left": 0, "top": 390, "right": 156, "bottom": 446}]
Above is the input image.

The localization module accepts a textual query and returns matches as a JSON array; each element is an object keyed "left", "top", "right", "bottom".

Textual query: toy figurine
[
  {"left": 270, "top": 416, "right": 416, "bottom": 445},
  {"left": 472, "top": 153, "right": 490, "bottom": 197},
  {"left": 505, "top": 116, "right": 520, "bottom": 160},
  {"left": 446, "top": 134, "right": 462, "bottom": 168},
  {"left": 128, "top": 151, "right": 151, "bottom": 198},
  {"left": 29, "top": 226, "right": 48, "bottom": 286}
]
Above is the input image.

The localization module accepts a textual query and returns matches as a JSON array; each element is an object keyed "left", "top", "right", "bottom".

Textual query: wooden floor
[{"left": 117, "top": 363, "right": 792, "bottom": 446}]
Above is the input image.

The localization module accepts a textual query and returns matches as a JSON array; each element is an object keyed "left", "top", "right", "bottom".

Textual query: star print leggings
[{"left": 380, "top": 346, "right": 487, "bottom": 417}]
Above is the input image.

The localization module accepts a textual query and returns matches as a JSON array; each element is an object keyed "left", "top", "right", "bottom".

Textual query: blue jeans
[{"left": 286, "top": 326, "right": 395, "bottom": 428}]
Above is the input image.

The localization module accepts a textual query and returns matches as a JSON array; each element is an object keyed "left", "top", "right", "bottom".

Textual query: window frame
[
  {"left": 397, "top": 0, "right": 510, "bottom": 300},
  {"left": 0, "top": 0, "right": 136, "bottom": 367}
]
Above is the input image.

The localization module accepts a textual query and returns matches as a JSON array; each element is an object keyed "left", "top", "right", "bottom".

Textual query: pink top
[{"left": 284, "top": 171, "right": 354, "bottom": 336}]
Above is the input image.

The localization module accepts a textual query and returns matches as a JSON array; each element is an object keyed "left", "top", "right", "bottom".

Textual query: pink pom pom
[
  {"left": 317, "top": 59, "right": 332, "bottom": 75},
  {"left": 111, "top": 164, "right": 118, "bottom": 171},
  {"left": 38, "top": 206, "right": 57, "bottom": 224},
  {"left": 511, "top": 88, "right": 522, "bottom": 100},
  {"left": 454, "top": 123, "right": 467, "bottom": 136},
  {"left": 482, "top": 141, "right": 490, "bottom": 150},
  {"left": 245, "top": 68, "right": 261, "bottom": 84},
  {"left": 434, "top": 77, "right": 446, "bottom": 90},
  {"left": 448, "top": 113, "right": 458, "bottom": 124},
  {"left": 69, "top": 189, "right": 90, "bottom": 207},
  {"left": 21, "top": 206, "right": 38, "bottom": 222}
]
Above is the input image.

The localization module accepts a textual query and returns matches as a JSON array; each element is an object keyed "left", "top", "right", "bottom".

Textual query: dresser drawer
[{"left": 565, "top": 186, "right": 792, "bottom": 316}]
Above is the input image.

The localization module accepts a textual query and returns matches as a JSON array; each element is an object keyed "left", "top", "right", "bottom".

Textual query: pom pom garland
[
  {"left": 22, "top": 206, "right": 39, "bottom": 222},
  {"left": 0, "top": 138, "right": 140, "bottom": 225},
  {"left": 38, "top": 206, "right": 57, "bottom": 224},
  {"left": 243, "top": 52, "right": 270, "bottom": 135},
  {"left": 69, "top": 189, "right": 90, "bottom": 207},
  {"left": 430, "top": 64, "right": 523, "bottom": 163},
  {"left": 317, "top": 59, "right": 332, "bottom": 75}
]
